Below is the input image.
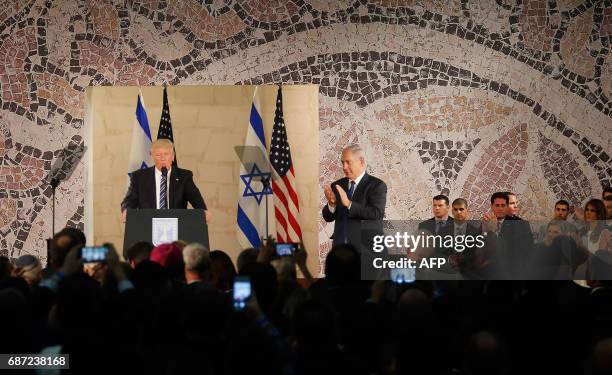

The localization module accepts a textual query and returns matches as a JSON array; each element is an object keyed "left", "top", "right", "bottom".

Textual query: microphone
[{"left": 161, "top": 167, "right": 168, "bottom": 177}]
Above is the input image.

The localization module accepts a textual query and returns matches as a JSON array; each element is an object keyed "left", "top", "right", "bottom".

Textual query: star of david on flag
[{"left": 240, "top": 164, "right": 272, "bottom": 205}]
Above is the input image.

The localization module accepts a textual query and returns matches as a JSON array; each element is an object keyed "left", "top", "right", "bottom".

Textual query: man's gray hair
[
  {"left": 182, "top": 242, "right": 211, "bottom": 273},
  {"left": 343, "top": 144, "right": 366, "bottom": 160}
]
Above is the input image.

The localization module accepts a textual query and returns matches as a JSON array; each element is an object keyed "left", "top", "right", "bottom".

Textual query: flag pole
[{"left": 263, "top": 175, "right": 270, "bottom": 239}]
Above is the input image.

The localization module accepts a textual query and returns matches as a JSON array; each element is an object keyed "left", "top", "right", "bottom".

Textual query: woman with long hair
[
  {"left": 574, "top": 199, "right": 611, "bottom": 280},
  {"left": 579, "top": 199, "right": 608, "bottom": 254}
]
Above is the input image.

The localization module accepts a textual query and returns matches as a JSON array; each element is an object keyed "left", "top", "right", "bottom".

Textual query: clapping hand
[
  {"left": 481, "top": 212, "right": 498, "bottom": 233},
  {"left": 324, "top": 185, "right": 336, "bottom": 207},
  {"left": 573, "top": 205, "right": 584, "bottom": 221},
  {"left": 335, "top": 185, "right": 351, "bottom": 208}
]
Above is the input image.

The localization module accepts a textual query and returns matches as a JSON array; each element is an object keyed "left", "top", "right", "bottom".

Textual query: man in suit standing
[
  {"left": 503, "top": 192, "right": 534, "bottom": 245},
  {"left": 483, "top": 192, "right": 533, "bottom": 278},
  {"left": 417, "top": 195, "right": 456, "bottom": 276},
  {"left": 450, "top": 198, "right": 483, "bottom": 275},
  {"left": 322, "top": 144, "right": 387, "bottom": 250},
  {"left": 418, "top": 194, "right": 454, "bottom": 236},
  {"left": 121, "top": 139, "right": 210, "bottom": 223},
  {"left": 450, "top": 198, "right": 481, "bottom": 236}
]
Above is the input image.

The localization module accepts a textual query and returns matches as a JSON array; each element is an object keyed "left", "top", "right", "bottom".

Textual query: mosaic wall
[{"left": 1, "top": 0, "right": 610, "bottom": 271}]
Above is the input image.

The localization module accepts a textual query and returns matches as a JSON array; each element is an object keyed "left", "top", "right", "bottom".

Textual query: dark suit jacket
[
  {"left": 497, "top": 215, "right": 534, "bottom": 278},
  {"left": 418, "top": 217, "right": 455, "bottom": 257},
  {"left": 418, "top": 217, "right": 454, "bottom": 235},
  {"left": 499, "top": 215, "right": 534, "bottom": 248},
  {"left": 322, "top": 173, "right": 387, "bottom": 248},
  {"left": 121, "top": 167, "right": 207, "bottom": 211}
]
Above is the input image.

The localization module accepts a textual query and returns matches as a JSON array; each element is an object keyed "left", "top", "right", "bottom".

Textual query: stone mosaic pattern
[
  {"left": 0, "top": 0, "right": 610, "bottom": 272},
  {"left": 461, "top": 124, "right": 529, "bottom": 218},
  {"left": 538, "top": 131, "right": 594, "bottom": 205},
  {"left": 416, "top": 139, "right": 481, "bottom": 195}
]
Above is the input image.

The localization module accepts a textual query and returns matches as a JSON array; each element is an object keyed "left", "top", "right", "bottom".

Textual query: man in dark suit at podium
[
  {"left": 322, "top": 144, "right": 387, "bottom": 248},
  {"left": 121, "top": 139, "right": 210, "bottom": 223}
]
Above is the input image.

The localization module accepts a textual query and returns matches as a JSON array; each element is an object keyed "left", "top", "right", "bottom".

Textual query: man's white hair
[
  {"left": 182, "top": 242, "right": 210, "bottom": 273},
  {"left": 343, "top": 144, "right": 366, "bottom": 161}
]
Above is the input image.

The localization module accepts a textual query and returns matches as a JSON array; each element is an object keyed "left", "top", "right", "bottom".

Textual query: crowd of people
[
  {"left": 403, "top": 189, "right": 612, "bottom": 280},
  {"left": 0, "top": 187, "right": 611, "bottom": 374}
]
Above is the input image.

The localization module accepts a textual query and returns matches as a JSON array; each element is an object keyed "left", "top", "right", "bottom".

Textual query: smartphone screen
[
  {"left": 233, "top": 276, "right": 252, "bottom": 311},
  {"left": 390, "top": 267, "right": 416, "bottom": 284},
  {"left": 81, "top": 246, "right": 108, "bottom": 263},
  {"left": 275, "top": 243, "right": 297, "bottom": 257}
]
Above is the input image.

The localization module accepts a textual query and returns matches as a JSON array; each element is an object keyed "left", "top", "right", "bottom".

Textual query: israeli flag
[
  {"left": 127, "top": 92, "right": 153, "bottom": 185},
  {"left": 237, "top": 87, "right": 272, "bottom": 249}
]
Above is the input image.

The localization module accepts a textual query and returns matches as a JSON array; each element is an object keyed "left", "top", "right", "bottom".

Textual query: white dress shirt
[
  {"left": 155, "top": 167, "right": 172, "bottom": 209},
  {"left": 328, "top": 170, "right": 366, "bottom": 213}
]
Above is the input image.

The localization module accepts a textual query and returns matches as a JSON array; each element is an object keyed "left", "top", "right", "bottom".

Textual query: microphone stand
[
  {"left": 50, "top": 177, "right": 60, "bottom": 236},
  {"left": 261, "top": 175, "right": 271, "bottom": 238},
  {"left": 45, "top": 177, "right": 60, "bottom": 252}
]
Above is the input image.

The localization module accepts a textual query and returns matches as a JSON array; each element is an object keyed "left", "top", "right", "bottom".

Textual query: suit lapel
[
  {"left": 146, "top": 167, "right": 156, "bottom": 208},
  {"left": 445, "top": 217, "right": 454, "bottom": 236},
  {"left": 169, "top": 168, "right": 180, "bottom": 209}
]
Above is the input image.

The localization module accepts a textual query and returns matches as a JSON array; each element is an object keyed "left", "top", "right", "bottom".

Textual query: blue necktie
[
  {"left": 347, "top": 180, "right": 355, "bottom": 200},
  {"left": 159, "top": 174, "right": 167, "bottom": 209},
  {"left": 342, "top": 181, "right": 355, "bottom": 243}
]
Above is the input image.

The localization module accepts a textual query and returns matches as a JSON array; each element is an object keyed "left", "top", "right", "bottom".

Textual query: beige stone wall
[{"left": 89, "top": 85, "right": 319, "bottom": 274}]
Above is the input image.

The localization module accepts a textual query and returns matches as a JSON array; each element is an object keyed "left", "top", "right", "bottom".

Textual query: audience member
[
  {"left": 237, "top": 247, "right": 259, "bottom": 272},
  {"left": 46, "top": 227, "right": 86, "bottom": 272},
  {"left": 210, "top": 249, "right": 236, "bottom": 293},
  {"left": 3, "top": 192, "right": 612, "bottom": 375},
  {"left": 537, "top": 200, "right": 577, "bottom": 243},
  {"left": 483, "top": 192, "right": 534, "bottom": 279},
  {"left": 578, "top": 199, "right": 608, "bottom": 255},
  {"left": 554, "top": 199, "right": 571, "bottom": 220},
  {"left": 182, "top": 242, "right": 211, "bottom": 285},
  {"left": 150, "top": 243, "right": 185, "bottom": 284},
  {"left": 125, "top": 241, "right": 154, "bottom": 268},
  {"left": 13, "top": 254, "right": 43, "bottom": 286},
  {"left": 604, "top": 195, "right": 612, "bottom": 222}
]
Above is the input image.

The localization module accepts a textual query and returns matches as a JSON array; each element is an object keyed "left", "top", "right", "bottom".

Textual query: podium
[{"left": 123, "top": 209, "right": 209, "bottom": 251}]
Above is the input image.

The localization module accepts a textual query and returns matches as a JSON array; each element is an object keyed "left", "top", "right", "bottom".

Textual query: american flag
[
  {"left": 157, "top": 86, "right": 178, "bottom": 167},
  {"left": 270, "top": 86, "right": 302, "bottom": 243}
]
